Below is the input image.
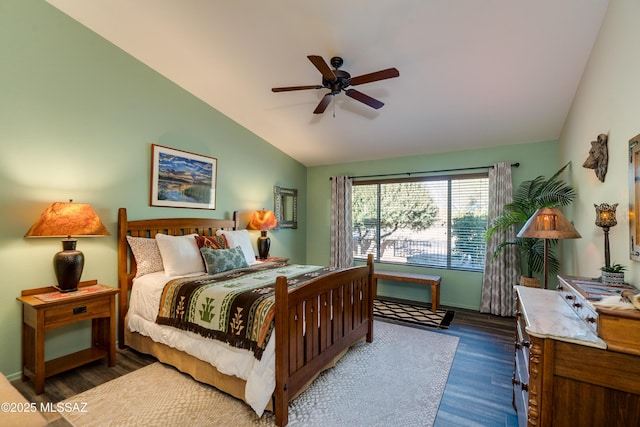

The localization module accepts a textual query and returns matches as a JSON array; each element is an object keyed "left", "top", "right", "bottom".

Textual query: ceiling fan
[{"left": 272, "top": 55, "right": 399, "bottom": 114}]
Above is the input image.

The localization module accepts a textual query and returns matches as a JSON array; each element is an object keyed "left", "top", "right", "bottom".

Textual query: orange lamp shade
[
  {"left": 247, "top": 210, "right": 278, "bottom": 231},
  {"left": 25, "top": 202, "right": 110, "bottom": 238}
]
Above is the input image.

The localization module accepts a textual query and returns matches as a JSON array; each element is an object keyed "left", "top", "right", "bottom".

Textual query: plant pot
[
  {"left": 520, "top": 276, "right": 541, "bottom": 288},
  {"left": 601, "top": 271, "right": 625, "bottom": 286}
]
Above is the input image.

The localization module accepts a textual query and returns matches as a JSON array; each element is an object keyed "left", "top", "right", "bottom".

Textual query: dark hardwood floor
[
  {"left": 13, "top": 307, "right": 518, "bottom": 426},
  {"left": 434, "top": 307, "right": 518, "bottom": 427}
]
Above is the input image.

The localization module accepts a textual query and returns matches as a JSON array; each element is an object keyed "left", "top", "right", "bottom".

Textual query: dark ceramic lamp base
[
  {"left": 257, "top": 231, "right": 271, "bottom": 260},
  {"left": 54, "top": 239, "right": 84, "bottom": 292}
]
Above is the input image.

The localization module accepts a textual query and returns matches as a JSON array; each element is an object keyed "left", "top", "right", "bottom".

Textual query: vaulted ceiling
[{"left": 47, "top": 0, "right": 609, "bottom": 166}]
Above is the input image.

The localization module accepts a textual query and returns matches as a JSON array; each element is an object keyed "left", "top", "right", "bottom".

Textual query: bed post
[
  {"left": 274, "top": 275, "right": 289, "bottom": 427},
  {"left": 366, "top": 253, "right": 374, "bottom": 343},
  {"left": 117, "top": 208, "right": 129, "bottom": 350}
]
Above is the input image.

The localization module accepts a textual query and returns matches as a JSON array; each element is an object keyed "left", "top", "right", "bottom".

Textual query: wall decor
[
  {"left": 150, "top": 144, "right": 217, "bottom": 209},
  {"left": 629, "top": 133, "right": 640, "bottom": 261},
  {"left": 274, "top": 186, "right": 298, "bottom": 229},
  {"left": 582, "top": 133, "right": 608, "bottom": 182}
]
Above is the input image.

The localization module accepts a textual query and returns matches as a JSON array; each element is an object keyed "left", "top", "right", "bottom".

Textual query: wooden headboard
[{"left": 116, "top": 207, "right": 238, "bottom": 348}]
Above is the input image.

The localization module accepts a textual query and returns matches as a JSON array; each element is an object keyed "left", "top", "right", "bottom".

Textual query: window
[{"left": 352, "top": 174, "right": 489, "bottom": 271}]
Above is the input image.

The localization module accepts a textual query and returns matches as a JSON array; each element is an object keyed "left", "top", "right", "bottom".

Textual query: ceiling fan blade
[
  {"left": 307, "top": 55, "right": 336, "bottom": 80},
  {"left": 349, "top": 68, "right": 400, "bottom": 86},
  {"left": 313, "top": 93, "right": 333, "bottom": 114},
  {"left": 345, "top": 89, "right": 384, "bottom": 109},
  {"left": 272, "top": 85, "right": 322, "bottom": 92}
]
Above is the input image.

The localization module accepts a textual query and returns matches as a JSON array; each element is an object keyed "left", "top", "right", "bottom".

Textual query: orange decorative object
[{"left": 247, "top": 210, "right": 278, "bottom": 231}]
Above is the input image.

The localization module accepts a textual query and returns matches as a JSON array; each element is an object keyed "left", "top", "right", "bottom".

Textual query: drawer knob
[
  {"left": 565, "top": 295, "right": 574, "bottom": 300},
  {"left": 515, "top": 340, "right": 530, "bottom": 349},
  {"left": 586, "top": 316, "right": 597, "bottom": 323},
  {"left": 572, "top": 302, "right": 582, "bottom": 308},
  {"left": 521, "top": 382, "right": 529, "bottom": 392}
]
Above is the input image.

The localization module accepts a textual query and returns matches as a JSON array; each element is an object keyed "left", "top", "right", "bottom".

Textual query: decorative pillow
[
  {"left": 200, "top": 246, "right": 249, "bottom": 274},
  {"left": 126, "top": 236, "right": 164, "bottom": 278},
  {"left": 194, "top": 234, "right": 228, "bottom": 250},
  {"left": 216, "top": 230, "right": 257, "bottom": 265},
  {"left": 155, "top": 233, "right": 205, "bottom": 277}
]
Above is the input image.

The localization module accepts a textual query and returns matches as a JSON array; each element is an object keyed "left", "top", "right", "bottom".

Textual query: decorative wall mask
[{"left": 582, "top": 133, "right": 608, "bottom": 182}]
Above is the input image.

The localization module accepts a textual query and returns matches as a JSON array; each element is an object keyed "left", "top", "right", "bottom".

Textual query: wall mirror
[
  {"left": 629, "top": 133, "right": 640, "bottom": 261},
  {"left": 274, "top": 186, "right": 298, "bottom": 229}
]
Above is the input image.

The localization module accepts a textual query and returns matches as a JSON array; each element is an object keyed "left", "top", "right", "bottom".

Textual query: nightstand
[
  {"left": 262, "top": 256, "right": 289, "bottom": 263},
  {"left": 17, "top": 280, "right": 118, "bottom": 394}
]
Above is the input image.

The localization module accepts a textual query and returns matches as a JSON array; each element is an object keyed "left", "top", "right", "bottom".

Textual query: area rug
[
  {"left": 374, "top": 297, "right": 455, "bottom": 329},
  {"left": 60, "top": 321, "right": 459, "bottom": 427}
]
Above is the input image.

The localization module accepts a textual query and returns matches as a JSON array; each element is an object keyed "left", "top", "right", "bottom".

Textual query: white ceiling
[{"left": 47, "top": 0, "right": 609, "bottom": 167}]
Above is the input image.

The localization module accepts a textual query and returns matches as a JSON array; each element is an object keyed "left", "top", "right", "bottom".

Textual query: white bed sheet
[{"left": 127, "top": 270, "right": 275, "bottom": 416}]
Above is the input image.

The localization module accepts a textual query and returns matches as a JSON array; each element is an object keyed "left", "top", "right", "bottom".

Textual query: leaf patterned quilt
[{"left": 156, "top": 262, "right": 334, "bottom": 360}]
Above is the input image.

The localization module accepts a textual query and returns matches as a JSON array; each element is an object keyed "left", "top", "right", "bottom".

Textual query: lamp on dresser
[
  {"left": 594, "top": 202, "right": 618, "bottom": 269},
  {"left": 517, "top": 207, "right": 581, "bottom": 289},
  {"left": 24, "top": 200, "right": 110, "bottom": 292},
  {"left": 247, "top": 209, "right": 278, "bottom": 259}
]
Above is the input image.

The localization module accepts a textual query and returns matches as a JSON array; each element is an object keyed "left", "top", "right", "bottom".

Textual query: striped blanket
[{"left": 156, "top": 263, "right": 334, "bottom": 360}]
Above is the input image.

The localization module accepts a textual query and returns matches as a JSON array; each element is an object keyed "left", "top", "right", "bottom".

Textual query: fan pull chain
[{"left": 333, "top": 95, "right": 336, "bottom": 118}]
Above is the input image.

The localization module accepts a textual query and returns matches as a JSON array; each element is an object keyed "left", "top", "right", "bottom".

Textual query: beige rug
[{"left": 61, "top": 321, "right": 459, "bottom": 426}]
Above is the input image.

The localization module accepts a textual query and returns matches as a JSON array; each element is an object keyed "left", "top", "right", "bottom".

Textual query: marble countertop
[{"left": 516, "top": 286, "right": 606, "bottom": 349}]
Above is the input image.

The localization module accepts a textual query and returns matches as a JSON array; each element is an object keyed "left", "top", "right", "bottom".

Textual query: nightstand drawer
[{"left": 44, "top": 297, "right": 111, "bottom": 327}]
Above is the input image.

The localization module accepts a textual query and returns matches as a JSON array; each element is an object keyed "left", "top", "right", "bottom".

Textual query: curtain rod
[{"left": 329, "top": 162, "right": 520, "bottom": 180}]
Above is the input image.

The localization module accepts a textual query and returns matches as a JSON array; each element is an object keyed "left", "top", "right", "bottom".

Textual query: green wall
[
  {"left": 0, "top": 0, "right": 307, "bottom": 378},
  {"left": 307, "top": 141, "right": 560, "bottom": 310},
  {"left": 559, "top": 0, "right": 640, "bottom": 288}
]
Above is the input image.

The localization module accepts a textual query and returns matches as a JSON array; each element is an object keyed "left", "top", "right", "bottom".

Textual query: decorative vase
[
  {"left": 520, "top": 276, "right": 541, "bottom": 288},
  {"left": 256, "top": 231, "right": 270, "bottom": 260},
  {"left": 601, "top": 271, "right": 625, "bottom": 286},
  {"left": 54, "top": 239, "right": 84, "bottom": 292}
]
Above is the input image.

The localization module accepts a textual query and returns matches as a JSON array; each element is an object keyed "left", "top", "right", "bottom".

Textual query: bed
[{"left": 116, "top": 208, "right": 374, "bottom": 426}]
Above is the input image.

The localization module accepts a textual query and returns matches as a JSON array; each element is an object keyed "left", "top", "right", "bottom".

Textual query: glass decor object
[{"left": 595, "top": 203, "right": 618, "bottom": 269}]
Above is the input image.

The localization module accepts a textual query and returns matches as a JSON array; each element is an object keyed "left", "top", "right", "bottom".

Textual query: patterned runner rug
[
  {"left": 374, "top": 297, "right": 455, "bottom": 329},
  {"left": 60, "top": 321, "right": 458, "bottom": 427}
]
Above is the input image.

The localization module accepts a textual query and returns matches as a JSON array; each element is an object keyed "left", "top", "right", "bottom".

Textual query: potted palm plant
[{"left": 485, "top": 163, "right": 576, "bottom": 287}]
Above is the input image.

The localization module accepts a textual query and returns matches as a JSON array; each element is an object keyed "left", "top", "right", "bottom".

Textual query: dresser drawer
[
  {"left": 44, "top": 297, "right": 112, "bottom": 328},
  {"left": 557, "top": 277, "right": 598, "bottom": 332}
]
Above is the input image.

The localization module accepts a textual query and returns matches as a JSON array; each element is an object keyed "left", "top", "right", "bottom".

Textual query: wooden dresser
[{"left": 514, "top": 279, "right": 640, "bottom": 427}]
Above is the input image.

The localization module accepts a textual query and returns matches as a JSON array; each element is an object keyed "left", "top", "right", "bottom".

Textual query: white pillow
[
  {"left": 216, "top": 229, "right": 257, "bottom": 265},
  {"left": 155, "top": 233, "right": 205, "bottom": 276}
]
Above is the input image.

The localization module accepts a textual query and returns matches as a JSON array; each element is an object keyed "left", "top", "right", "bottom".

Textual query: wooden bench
[{"left": 373, "top": 270, "right": 442, "bottom": 313}]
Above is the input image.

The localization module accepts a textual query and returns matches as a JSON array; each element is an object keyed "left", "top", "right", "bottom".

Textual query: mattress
[{"left": 127, "top": 271, "right": 275, "bottom": 416}]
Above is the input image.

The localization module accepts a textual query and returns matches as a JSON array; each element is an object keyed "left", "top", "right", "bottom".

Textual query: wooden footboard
[
  {"left": 117, "top": 208, "right": 374, "bottom": 426},
  {"left": 274, "top": 254, "right": 374, "bottom": 426}
]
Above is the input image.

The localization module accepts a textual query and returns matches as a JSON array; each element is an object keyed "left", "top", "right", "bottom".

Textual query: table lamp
[
  {"left": 247, "top": 209, "right": 278, "bottom": 259},
  {"left": 594, "top": 203, "right": 618, "bottom": 269},
  {"left": 25, "top": 201, "right": 110, "bottom": 292},
  {"left": 517, "top": 207, "right": 581, "bottom": 289}
]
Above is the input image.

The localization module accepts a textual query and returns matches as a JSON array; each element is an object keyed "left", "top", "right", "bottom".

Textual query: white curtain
[
  {"left": 481, "top": 162, "right": 521, "bottom": 316},
  {"left": 330, "top": 176, "right": 353, "bottom": 268}
]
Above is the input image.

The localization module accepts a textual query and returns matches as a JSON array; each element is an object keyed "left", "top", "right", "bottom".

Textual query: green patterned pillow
[{"left": 200, "top": 246, "right": 249, "bottom": 274}]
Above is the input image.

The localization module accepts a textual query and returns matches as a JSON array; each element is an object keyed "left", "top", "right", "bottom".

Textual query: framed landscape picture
[{"left": 150, "top": 144, "right": 217, "bottom": 209}]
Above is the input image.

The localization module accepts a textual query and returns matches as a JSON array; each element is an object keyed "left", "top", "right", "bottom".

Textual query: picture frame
[
  {"left": 150, "top": 144, "right": 217, "bottom": 210},
  {"left": 629, "top": 134, "right": 640, "bottom": 261}
]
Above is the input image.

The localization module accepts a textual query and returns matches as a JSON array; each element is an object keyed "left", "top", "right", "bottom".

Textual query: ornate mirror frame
[{"left": 274, "top": 186, "right": 298, "bottom": 229}]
